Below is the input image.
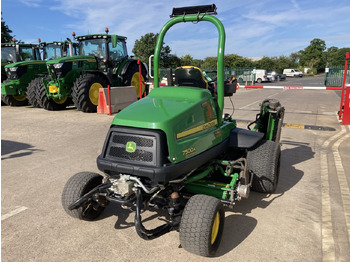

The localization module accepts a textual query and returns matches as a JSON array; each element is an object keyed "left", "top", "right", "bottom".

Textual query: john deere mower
[
  {"left": 62, "top": 5, "right": 284, "bottom": 257},
  {"left": 42, "top": 29, "right": 147, "bottom": 112}
]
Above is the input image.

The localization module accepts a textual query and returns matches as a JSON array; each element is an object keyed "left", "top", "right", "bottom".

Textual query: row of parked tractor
[{"left": 1, "top": 28, "right": 147, "bottom": 112}]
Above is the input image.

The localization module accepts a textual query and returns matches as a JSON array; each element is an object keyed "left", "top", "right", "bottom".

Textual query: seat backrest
[{"left": 174, "top": 66, "right": 208, "bottom": 89}]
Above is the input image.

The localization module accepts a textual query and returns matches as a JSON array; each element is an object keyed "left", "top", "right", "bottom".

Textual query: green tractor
[
  {"left": 1, "top": 40, "right": 43, "bottom": 106},
  {"left": 1, "top": 39, "right": 76, "bottom": 107},
  {"left": 42, "top": 28, "right": 147, "bottom": 112},
  {"left": 62, "top": 5, "right": 285, "bottom": 257},
  {"left": 27, "top": 40, "right": 78, "bottom": 108}
]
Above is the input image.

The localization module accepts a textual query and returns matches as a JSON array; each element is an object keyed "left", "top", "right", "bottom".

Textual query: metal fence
[
  {"left": 325, "top": 65, "right": 350, "bottom": 87},
  {"left": 157, "top": 67, "right": 256, "bottom": 84}
]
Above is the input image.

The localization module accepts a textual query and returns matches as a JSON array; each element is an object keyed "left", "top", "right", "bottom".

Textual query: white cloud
[{"left": 19, "top": 0, "right": 42, "bottom": 8}]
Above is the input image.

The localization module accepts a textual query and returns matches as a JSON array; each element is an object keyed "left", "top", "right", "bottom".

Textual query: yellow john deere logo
[{"left": 126, "top": 141, "right": 136, "bottom": 153}]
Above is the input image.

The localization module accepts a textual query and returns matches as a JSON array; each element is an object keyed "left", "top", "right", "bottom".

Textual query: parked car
[
  {"left": 283, "top": 69, "right": 303, "bottom": 77},
  {"left": 275, "top": 74, "right": 286, "bottom": 81},
  {"left": 268, "top": 71, "right": 286, "bottom": 81}
]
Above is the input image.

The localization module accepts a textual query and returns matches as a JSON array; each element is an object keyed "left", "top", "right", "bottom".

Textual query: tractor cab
[
  {"left": 40, "top": 41, "right": 78, "bottom": 60},
  {"left": 74, "top": 28, "right": 128, "bottom": 72}
]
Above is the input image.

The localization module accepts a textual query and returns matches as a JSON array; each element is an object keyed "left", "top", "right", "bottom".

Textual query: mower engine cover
[{"left": 97, "top": 86, "right": 235, "bottom": 184}]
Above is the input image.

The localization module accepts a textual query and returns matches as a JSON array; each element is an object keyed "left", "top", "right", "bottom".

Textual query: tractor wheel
[
  {"left": 72, "top": 74, "right": 107, "bottom": 113},
  {"left": 62, "top": 172, "right": 106, "bottom": 221},
  {"left": 180, "top": 194, "right": 225, "bottom": 257},
  {"left": 1, "top": 94, "right": 28, "bottom": 106},
  {"left": 27, "top": 77, "right": 42, "bottom": 108},
  {"left": 247, "top": 140, "right": 281, "bottom": 193},
  {"left": 122, "top": 63, "right": 147, "bottom": 98},
  {"left": 37, "top": 79, "right": 70, "bottom": 111}
]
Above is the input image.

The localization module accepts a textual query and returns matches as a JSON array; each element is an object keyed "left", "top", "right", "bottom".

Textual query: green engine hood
[
  {"left": 112, "top": 86, "right": 232, "bottom": 163},
  {"left": 45, "top": 55, "right": 96, "bottom": 64},
  {"left": 4, "top": 60, "right": 45, "bottom": 68}
]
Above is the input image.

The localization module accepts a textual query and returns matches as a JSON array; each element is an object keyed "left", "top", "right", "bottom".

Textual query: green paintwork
[
  {"left": 1, "top": 60, "right": 47, "bottom": 96},
  {"left": 112, "top": 86, "right": 235, "bottom": 163},
  {"left": 43, "top": 56, "right": 98, "bottom": 99}
]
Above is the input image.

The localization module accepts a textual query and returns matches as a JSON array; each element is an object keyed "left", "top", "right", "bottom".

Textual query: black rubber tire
[
  {"left": 37, "top": 78, "right": 70, "bottom": 110},
  {"left": 180, "top": 194, "right": 225, "bottom": 257},
  {"left": 257, "top": 78, "right": 262, "bottom": 83},
  {"left": 27, "top": 77, "right": 42, "bottom": 108},
  {"left": 122, "top": 63, "right": 147, "bottom": 98},
  {"left": 1, "top": 94, "right": 28, "bottom": 106},
  {"left": 72, "top": 74, "right": 107, "bottom": 113},
  {"left": 247, "top": 140, "right": 281, "bottom": 193},
  {"left": 62, "top": 172, "right": 105, "bottom": 221}
]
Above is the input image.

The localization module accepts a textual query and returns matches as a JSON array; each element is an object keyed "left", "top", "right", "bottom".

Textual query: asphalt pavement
[{"left": 2, "top": 79, "right": 350, "bottom": 261}]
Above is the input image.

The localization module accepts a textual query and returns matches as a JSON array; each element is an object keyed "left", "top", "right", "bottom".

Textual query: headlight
[
  {"left": 9, "top": 67, "right": 18, "bottom": 72},
  {"left": 53, "top": 63, "right": 63, "bottom": 69}
]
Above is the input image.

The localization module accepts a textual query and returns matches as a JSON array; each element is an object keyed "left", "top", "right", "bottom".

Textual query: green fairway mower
[
  {"left": 1, "top": 40, "right": 43, "bottom": 106},
  {"left": 43, "top": 29, "right": 147, "bottom": 112},
  {"left": 62, "top": 5, "right": 285, "bottom": 257}
]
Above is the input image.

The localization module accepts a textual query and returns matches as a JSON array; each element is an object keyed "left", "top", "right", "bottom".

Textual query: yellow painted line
[
  {"left": 176, "top": 119, "right": 217, "bottom": 139},
  {"left": 283, "top": 123, "right": 305, "bottom": 129}
]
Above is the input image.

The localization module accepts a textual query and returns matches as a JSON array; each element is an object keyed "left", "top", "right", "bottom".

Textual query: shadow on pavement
[{"left": 1, "top": 139, "right": 41, "bottom": 160}]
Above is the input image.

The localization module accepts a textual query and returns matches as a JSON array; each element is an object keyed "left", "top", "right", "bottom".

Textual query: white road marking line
[
  {"left": 238, "top": 91, "right": 284, "bottom": 109},
  {"left": 1, "top": 206, "right": 28, "bottom": 221},
  {"left": 320, "top": 128, "right": 346, "bottom": 261},
  {"left": 332, "top": 126, "right": 350, "bottom": 243}
]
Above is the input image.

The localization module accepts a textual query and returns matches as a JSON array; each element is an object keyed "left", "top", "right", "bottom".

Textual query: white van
[
  {"left": 254, "top": 69, "right": 269, "bottom": 83},
  {"left": 238, "top": 69, "right": 269, "bottom": 83},
  {"left": 283, "top": 69, "right": 303, "bottom": 77}
]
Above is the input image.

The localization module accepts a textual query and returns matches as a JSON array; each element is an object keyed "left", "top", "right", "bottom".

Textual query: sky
[{"left": 1, "top": 0, "right": 350, "bottom": 60}]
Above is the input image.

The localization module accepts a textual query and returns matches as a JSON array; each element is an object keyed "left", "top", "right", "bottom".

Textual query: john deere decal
[{"left": 126, "top": 141, "right": 136, "bottom": 153}]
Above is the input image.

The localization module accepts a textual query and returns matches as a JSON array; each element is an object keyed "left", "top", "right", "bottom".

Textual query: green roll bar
[{"left": 153, "top": 14, "right": 226, "bottom": 126}]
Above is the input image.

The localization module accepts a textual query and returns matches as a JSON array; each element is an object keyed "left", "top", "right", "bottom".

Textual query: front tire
[
  {"left": 62, "top": 172, "right": 105, "bottom": 221},
  {"left": 27, "top": 77, "right": 42, "bottom": 108},
  {"left": 247, "top": 140, "right": 281, "bottom": 193},
  {"left": 37, "top": 79, "right": 70, "bottom": 111},
  {"left": 180, "top": 194, "right": 225, "bottom": 257},
  {"left": 72, "top": 74, "right": 107, "bottom": 113}
]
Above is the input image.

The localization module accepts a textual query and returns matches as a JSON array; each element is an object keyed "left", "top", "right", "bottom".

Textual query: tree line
[
  {"left": 2, "top": 15, "right": 348, "bottom": 74},
  {"left": 133, "top": 33, "right": 350, "bottom": 74}
]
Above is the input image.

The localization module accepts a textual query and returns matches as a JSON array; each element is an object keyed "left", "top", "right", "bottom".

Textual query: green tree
[
  {"left": 180, "top": 54, "right": 193, "bottom": 66},
  {"left": 326, "top": 47, "right": 350, "bottom": 66},
  {"left": 1, "top": 14, "right": 13, "bottom": 43},
  {"left": 299, "top": 38, "right": 326, "bottom": 73},
  {"left": 132, "top": 33, "right": 171, "bottom": 64}
]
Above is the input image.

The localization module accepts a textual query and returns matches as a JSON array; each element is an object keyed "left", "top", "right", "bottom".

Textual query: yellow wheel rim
[
  {"left": 89, "top": 82, "right": 103, "bottom": 106},
  {"left": 13, "top": 95, "right": 27, "bottom": 102},
  {"left": 211, "top": 212, "right": 220, "bottom": 245},
  {"left": 53, "top": 97, "right": 67, "bottom": 105},
  {"left": 130, "top": 72, "right": 145, "bottom": 98}
]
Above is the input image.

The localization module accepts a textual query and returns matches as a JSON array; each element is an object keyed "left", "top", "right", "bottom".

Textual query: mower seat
[{"left": 174, "top": 66, "right": 208, "bottom": 89}]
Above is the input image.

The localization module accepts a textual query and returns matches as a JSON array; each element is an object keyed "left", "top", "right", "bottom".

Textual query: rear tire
[
  {"left": 27, "top": 77, "right": 42, "bottom": 108},
  {"left": 180, "top": 194, "right": 225, "bottom": 257},
  {"left": 247, "top": 140, "right": 281, "bottom": 193},
  {"left": 122, "top": 63, "right": 147, "bottom": 98},
  {"left": 62, "top": 172, "right": 105, "bottom": 221},
  {"left": 1, "top": 94, "right": 28, "bottom": 106},
  {"left": 72, "top": 74, "right": 107, "bottom": 113}
]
